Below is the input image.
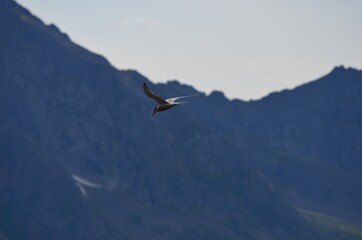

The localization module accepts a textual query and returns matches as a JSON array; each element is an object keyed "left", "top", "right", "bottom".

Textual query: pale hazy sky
[{"left": 17, "top": 0, "right": 362, "bottom": 100}]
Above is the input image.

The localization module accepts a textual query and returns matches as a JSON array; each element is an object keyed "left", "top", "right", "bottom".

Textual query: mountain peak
[
  {"left": 1, "top": 1, "right": 361, "bottom": 240},
  {"left": 209, "top": 90, "right": 227, "bottom": 99},
  {"left": 330, "top": 65, "right": 361, "bottom": 76},
  {"left": 332, "top": 65, "right": 347, "bottom": 72}
]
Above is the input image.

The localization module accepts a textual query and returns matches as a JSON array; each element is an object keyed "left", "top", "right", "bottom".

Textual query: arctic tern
[{"left": 143, "top": 83, "right": 198, "bottom": 116}]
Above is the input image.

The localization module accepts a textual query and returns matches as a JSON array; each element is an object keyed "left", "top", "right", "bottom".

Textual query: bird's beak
[{"left": 152, "top": 112, "right": 155, "bottom": 116}]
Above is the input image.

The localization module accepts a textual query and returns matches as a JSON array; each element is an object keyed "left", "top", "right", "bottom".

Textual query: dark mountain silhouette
[
  {"left": 179, "top": 65, "right": 362, "bottom": 224},
  {"left": 243, "top": 65, "right": 362, "bottom": 177},
  {"left": 171, "top": 66, "right": 362, "bottom": 227},
  {"left": 0, "top": 0, "right": 361, "bottom": 239},
  {"left": 237, "top": 66, "right": 362, "bottom": 223}
]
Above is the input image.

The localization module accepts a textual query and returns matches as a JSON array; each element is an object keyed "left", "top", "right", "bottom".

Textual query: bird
[{"left": 143, "top": 82, "right": 198, "bottom": 116}]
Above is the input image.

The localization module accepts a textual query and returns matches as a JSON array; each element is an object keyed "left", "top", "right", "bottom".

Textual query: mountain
[
  {"left": 237, "top": 66, "right": 362, "bottom": 222},
  {"left": 173, "top": 66, "right": 362, "bottom": 228},
  {"left": 0, "top": 0, "right": 361, "bottom": 239},
  {"left": 183, "top": 65, "right": 362, "bottom": 223},
  {"left": 243, "top": 66, "right": 362, "bottom": 177}
]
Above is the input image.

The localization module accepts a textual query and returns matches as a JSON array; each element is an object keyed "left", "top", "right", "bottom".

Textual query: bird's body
[
  {"left": 143, "top": 83, "right": 198, "bottom": 116},
  {"left": 154, "top": 103, "right": 177, "bottom": 112}
]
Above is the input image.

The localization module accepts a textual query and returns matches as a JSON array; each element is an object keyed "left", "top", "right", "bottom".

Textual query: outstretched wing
[
  {"left": 165, "top": 94, "right": 200, "bottom": 104},
  {"left": 143, "top": 83, "right": 167, "bottom": 104}
]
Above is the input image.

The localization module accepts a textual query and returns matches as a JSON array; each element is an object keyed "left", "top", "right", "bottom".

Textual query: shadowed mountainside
[
  {"left": 1, "top": 0, "right": 361, "bottom": 239},
  {"left": 237, "top": 66, "right": 362, "bottom": 224}
]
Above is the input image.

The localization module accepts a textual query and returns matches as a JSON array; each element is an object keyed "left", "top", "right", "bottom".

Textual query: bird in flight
[{"left": 143, "top": 83, "right": 198, "bottom": 116}]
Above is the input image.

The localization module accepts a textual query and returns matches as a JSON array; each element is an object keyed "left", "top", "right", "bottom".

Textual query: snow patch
[{"left": 71, "top": 174, "right": 102, "bottom": 197}]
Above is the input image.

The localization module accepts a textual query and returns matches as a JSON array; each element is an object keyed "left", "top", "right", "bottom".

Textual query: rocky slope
[{"left": 1, "top": 0, "right": 361, "bottom": 239}]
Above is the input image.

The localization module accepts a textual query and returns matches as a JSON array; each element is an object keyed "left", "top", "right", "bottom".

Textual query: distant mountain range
[{"left": 0, "top": 0, "right": 361, "bottom": 239}]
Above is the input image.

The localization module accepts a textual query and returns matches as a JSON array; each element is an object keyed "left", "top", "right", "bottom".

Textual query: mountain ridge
[{"left": 1, "top": 1, "right": 361, "bottom": 240}]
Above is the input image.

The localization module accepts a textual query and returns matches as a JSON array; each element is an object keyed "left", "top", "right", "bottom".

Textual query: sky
[{"left": 17, "top": 0, "right": 362, "bottom": 100}]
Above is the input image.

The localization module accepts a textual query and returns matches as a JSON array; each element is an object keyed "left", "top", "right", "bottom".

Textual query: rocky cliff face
[
  {"left": 236, "top": 66, "right": 362, "bottom": 222},
  {"left": 242, "top": 66, "right": 362, "bottom": 176},
  {"left": 0, "top": 0, "right": 361, "bottom": 239}
]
